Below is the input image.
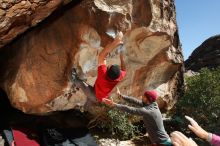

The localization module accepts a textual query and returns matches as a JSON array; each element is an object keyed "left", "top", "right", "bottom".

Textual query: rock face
[
  {"left": 185, "top": 35, "right": 220, "bottom": 71},
  {"left": 0, "top": 0, "right": 183, "bottom": 114},
  {"left": 0, "top": 0, "right": 70, "bottom": 48}
]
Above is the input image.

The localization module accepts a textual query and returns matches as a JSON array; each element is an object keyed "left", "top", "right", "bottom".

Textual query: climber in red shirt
[{"left": 71, "top": 32, "right": 126, "bottom": 108}]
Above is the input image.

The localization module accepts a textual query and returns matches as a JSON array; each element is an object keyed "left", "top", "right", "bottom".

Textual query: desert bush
[
  {"left": 97, "top": 106, "right": 139, "bottom": 140},
  {"left": 87, "top": 102, "right": 141, "bottom": 140},
  {"left": 173, "top": 67, "right": 220, "bottom": 132}
]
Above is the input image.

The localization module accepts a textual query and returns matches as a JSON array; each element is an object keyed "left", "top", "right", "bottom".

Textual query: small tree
[{"left": 174, "top": 67, "right": 220, "bottom": 132}]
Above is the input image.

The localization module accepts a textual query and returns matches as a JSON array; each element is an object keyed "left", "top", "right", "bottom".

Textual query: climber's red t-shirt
[{"left": 94, "top": 65, "right": 126, "bottom": 102}]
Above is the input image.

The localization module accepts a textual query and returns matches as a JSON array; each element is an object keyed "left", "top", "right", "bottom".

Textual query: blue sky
[{"left": 175, "top": 0, "right": 220, "bottom": 60}]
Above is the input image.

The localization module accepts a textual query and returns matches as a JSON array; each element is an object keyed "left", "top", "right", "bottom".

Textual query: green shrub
[
  {"left": 97, "top": 106, "right": 139, "bottom": 140},
  {"left": 173, "top": 67, "right": 220, "bottom": 132}
]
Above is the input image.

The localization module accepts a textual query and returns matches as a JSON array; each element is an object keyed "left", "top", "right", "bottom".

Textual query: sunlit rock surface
[
  {"left": 0, "top": 0, "right": 72, "bottom": 49},
  {"left": 0, "top": 0, "right": 183, "bottom": 114}
]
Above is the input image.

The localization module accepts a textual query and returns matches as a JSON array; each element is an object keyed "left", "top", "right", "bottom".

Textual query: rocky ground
[{"left": 96, "top": 135, "right": 150, "bottom": 146}]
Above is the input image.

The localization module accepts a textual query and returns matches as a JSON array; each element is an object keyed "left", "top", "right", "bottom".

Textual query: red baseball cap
[{"left": 144, "top": 90, "right": 158, "bottom": 102}]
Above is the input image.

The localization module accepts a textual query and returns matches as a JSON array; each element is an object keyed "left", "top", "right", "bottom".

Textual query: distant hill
[{"left": 185, "top": 35, "right": 220, "bottom": 71}]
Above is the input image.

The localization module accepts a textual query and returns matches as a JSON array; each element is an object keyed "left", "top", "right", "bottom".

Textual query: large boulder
[
  {"left": 0, "top": 0, "right": 71, "bottom": 49},
  {"left": 0, "top": 0, "right": 183, "bottom": 114},
  {"left": 185, "top": 35, "right": 220, "bottom": 71}
]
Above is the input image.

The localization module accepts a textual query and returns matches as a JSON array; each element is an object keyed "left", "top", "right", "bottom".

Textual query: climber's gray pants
[{"left": 74, "top": 79, "right": 97, "bottom": 107}]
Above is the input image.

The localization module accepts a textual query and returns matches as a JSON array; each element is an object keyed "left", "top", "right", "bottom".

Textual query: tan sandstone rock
[
  {"left": 0, "top": 0, "right": 183, "bottom": 114},
  {"left": 0, "top": 0, "right": 67, "bottom": 48}
]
